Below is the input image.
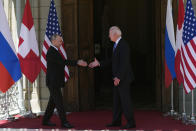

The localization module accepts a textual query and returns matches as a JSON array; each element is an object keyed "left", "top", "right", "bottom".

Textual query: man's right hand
[
  {"left": 88, "top": 58, "right": 100, "bottom": 68},
  {"left": 77, "top": 59, "right": 87, "bottom": 67}
]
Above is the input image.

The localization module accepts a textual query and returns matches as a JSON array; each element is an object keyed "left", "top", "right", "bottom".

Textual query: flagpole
[
  {"left": 23, "top": 80, "right": 36, "bottom": 118},
  {"left": 171, "top": 81, "right": 174, "bottom": 115},
  {"left": 27, "top": 80, "right": 31, "bottom": 113},
  {"left": 24, "top": 80, "right": 36, "bottom": 118},
  {"left": 189, "top": 90, "right": 196, "bottom": 125},
  {"left": 170, "top": 81, "right": 178, "bottom": 116},
  {"left": 22, "top": 76, "right": 31, "bottom": 118},
  {"left": 178, "top": 86, "right": 188, "bottom": 124},
  {"left": 182, "top": 89, "right": 186, "bottom": 116},
  {"left": 181, "top": 0, "right": 189, "bottom": 124},
  {"left": 191, "top": 90, "right": 195, "bottom": 120},
  {"left": 164, "top": 81, "right": 178, "bottom": 117}
]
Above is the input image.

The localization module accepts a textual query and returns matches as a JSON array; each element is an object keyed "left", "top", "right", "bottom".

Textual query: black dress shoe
[
  {"left": 106, "top": 123, "right": 121, "bottom": 127},
  {"left": 61, "top": 122, "right": 74, "bottom": 128},
  {"left": 121, "top": 124, "right": 136, "bottom": 129},
  {"left": 42, "top": 121, "right": 56, "bottom": 126}
]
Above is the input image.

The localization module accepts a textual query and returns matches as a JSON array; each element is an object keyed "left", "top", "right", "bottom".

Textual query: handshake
[
  {"left": 77, "top": 58, "right": 120, "bottom": 86},
  {"left": 77, "top": 58, "right": 100, "bottom": 68}
]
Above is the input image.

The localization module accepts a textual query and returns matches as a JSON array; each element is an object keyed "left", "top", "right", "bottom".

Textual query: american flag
[
  {"left": 41, "top": 0, "right": 69, "bottom": 82},
  {"left": 181, "top": 0, "right": 196, "bottom": 93}
]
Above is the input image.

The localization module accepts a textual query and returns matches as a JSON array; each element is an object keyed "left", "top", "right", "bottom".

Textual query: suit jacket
[
  {"left": 100, "top": 39, "right": 134, "bottom": 84},
  {"left": 46, "top": 46, "right": 77, "bottom": 88}
]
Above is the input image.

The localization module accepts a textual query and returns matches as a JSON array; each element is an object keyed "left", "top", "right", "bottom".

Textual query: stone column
[{"left": 15, "top": 0, "right": 26, "bottom": 114}]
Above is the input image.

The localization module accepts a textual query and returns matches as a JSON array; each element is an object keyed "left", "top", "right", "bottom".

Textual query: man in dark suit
[
  {"left": 89, "top": 26, "right": 136, "bottom": 129},
  {"left": 42, "top": 34, "right": 87, "bottom": 128}
]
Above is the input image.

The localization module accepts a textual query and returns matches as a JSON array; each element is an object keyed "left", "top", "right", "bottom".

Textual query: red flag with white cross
[{"left": 18, "top": 0, "right": 41, "bottom": 83}]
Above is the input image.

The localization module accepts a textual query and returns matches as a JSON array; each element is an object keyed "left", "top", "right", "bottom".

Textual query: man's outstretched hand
[
  {"left": 88, "top": 58, "right": 100, "bottom": 68},
  {"left": 77, "top": 59, "right": 87, "bottom": 67}
]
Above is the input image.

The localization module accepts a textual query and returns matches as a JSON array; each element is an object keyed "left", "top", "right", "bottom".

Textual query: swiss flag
[
  {"left": 175, "top": 0, "right": 184, "bottom": 85},
  {"left": 18, "top": 0, "right": 41, "bottom": 83}
]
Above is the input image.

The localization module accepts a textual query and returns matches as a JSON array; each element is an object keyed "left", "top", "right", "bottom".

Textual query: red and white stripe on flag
[
  {"left": 179, "top": 0, "right": 196, "bottom": 93},
  {"left": 40, "top": 0, "right": 69, "bottom": 82},
  {"left": 18, "top": 0, "right": 41, "bottom": 83}
]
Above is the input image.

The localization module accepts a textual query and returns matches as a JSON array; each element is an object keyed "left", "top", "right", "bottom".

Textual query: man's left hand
[{"left": 113, "top": 77, "right": 120, "bottom": 86}]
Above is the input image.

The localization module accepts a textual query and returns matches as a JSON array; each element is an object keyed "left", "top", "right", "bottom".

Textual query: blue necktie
[{"left": 113, "top": 43, "right": 117, "bottom": 52}]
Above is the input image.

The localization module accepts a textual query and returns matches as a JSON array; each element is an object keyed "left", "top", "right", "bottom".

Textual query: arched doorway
[{"left": 94, "top": 0, "right": 156, "bottom": 110}]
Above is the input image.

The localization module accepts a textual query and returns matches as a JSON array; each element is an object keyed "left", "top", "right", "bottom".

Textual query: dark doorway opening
[{"left": 93, "top": 0, "right": 156, "bottom": 110}]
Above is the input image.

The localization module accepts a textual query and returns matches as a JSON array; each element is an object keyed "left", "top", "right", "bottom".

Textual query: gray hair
[
  {"left": 109, "top": 26, "right": 122, "bottom": 36},
  {"left": 50, "top": 34, "right": 61, "bottom": 41}
]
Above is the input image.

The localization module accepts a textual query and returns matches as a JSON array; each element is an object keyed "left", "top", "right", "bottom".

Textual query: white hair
[
  {"left": 109, "top": 26, "right": 122, "bottom": 36},
  {"left": 50, "top": 34, "right": 61, "bottom": 41}
]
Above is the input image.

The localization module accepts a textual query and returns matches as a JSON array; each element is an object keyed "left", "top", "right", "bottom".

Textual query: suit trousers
[
  {"left": 43, "top": 86, "right": 67, "bottom": 124},
  {"left": 112, "top": 81, "right": 135, "bottom": 125}
]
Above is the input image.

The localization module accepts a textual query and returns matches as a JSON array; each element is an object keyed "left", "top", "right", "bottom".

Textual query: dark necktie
[{"left": 113, "top": 43, "right": 117, "bottom": 52}]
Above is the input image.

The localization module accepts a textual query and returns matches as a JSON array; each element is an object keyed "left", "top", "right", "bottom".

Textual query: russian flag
[
  {"left": 0, "top": 1, "right": 22, "bottom": 93},
  {"left": 165, "top": 0, "right": 176, "bottom": 88}
]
